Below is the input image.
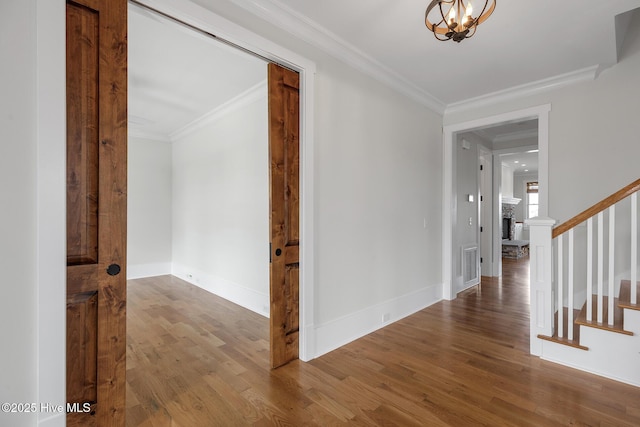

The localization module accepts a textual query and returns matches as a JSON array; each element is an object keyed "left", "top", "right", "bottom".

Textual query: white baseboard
[
  {"left": 313, "top": 283, "right": 443, "bottom": 358},
  {"left": 171, "top": 263, "right": 270, "bottom": 318},
  {"left": 127, "top": 262, "right": 172, "bottom": 279}
]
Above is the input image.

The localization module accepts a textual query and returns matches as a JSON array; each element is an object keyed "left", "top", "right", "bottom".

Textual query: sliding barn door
[
  {"left": 66, "top": 0, "right": 127, "bottom": 425},
  {"left": 268, "top": 63, "right": 300, "bottom": 368}
]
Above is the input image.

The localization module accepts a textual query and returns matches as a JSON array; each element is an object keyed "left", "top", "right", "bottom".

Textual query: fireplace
[{"left": 502, "top": 217, "right": 511, "bottom": 240}]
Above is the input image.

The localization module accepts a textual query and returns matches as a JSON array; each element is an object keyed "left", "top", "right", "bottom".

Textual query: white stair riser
[{"left": 540, "top": 322, "right": 640, "bottom": 387}]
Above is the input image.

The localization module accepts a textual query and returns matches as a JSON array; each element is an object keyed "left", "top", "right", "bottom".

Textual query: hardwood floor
[{"left": 126, "top": 259, "right": 640, "bottom": 426}]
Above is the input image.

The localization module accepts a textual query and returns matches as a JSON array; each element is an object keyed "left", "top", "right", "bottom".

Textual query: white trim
[
  {"left": 128, "top": 128, "right": 172, "bottom": 142},
  {"left": 443, "top": 104, "right": 551, "bottom": 300},
  {"left": 502, "top": 197, "right": 521, "bottom": 205},
  {"left": 169, "top": 80, "right": 267, "bottom": 142},
  {"left": 225, "top": 0, "right": 446, "bottom": 114},
  {"left": 492, "top": 128, "right": 539, "bottom": 144},
  {"left": 445, "top": 66, "right": 597, "bottom": 115},
  {"left": 127, "top": 262, "right": 172, "bottom": 279},
  {"left": 540, "top": 318, "right": 640, "bottom": 388},
  {"left": 172, "top": 263, "right": 270, "bottom": 318},
  {"left": 314, "top": 283, "right": 443, "bottom": 357},
  {"left": 36, "top": 1, "right": 66, "bottom": 426},
  {"left": 136, "top": 0, "right": 316, "bottom": 361}
]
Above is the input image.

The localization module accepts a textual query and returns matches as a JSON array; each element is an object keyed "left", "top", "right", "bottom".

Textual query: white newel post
[{"left": 526, "top": 217, "right": 557, "bottom": 356}]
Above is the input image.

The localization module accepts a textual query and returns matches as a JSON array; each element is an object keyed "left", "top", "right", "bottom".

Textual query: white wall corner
[
  {"left": 313, "top": 283, "right": 443, "bottom": 358},
  {"left": 169, "top": 80, "right": 267, "bottom": 141},
  {"left": 172, "top": 262, "right": 270, "bottom": 318},
  {"left": 127, "top": 263, "right": 173, "bottom": 280}
]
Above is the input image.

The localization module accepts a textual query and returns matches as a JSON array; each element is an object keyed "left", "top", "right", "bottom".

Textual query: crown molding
[
  {"left": 128, "top": 128, "right": 172, "bottom": 142},
  {"left": 226, "top": 0, "right": 446, "bottom": 114},
  {"left": 445, "top": 65, "right": 599, "bottom": 116},
  {"left": 169, "top": 80, "right": 267, "bottom": 142},
  {"left": 492, "top": 128, "right": 539, "bottom": 144}
]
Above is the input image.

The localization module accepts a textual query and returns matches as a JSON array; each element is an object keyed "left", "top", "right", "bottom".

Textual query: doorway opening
[
  {"left": 128, "top": 0, "right": 270, "bottom": 313},
  {"left": 456, "top": 119, "right": 540, "bottom": 283},
  {"left": 442, "top": 104, "right": 551, "bottom": 301},
  {"left": 126, "top": 0, "right": 315, "bottom": 367}
]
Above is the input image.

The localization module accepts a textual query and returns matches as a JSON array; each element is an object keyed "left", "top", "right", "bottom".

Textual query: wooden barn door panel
[
  {"left": 268, "top": 63, "right": 300, "bottom": 369},
  {"left": 66, "top": 0, "right": 127, "bottom": 425}
]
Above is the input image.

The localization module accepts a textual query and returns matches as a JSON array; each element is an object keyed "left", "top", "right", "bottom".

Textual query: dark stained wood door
[
  {"left": 66, "top": 0, "right": 127, "bottom": 425},
  {"left": 268, "top": 63, "right": 300, "bottom": 368}
]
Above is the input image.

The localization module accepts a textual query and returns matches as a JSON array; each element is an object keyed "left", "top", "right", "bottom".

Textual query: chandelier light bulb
[
  {"left": 464, "top": 3, "right": 473, "bottom": 27},
  {"left": 425, "top": 0, "right": 496, "bottom": 43}
]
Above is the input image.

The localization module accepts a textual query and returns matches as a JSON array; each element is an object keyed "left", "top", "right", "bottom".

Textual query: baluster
[
  {"left": 608, "top": 205, "right": 615, "bottom": 325},
  {"left": 568, "top": 229, "right": 574, "bottom": 341},
  {"left": 598, "top": 212, "right": 604, "bottom": 323},
  {"left": 632, "top": 192, "right": 638, "bottom": 305},
  {"left": 557, "top": 235, "right": 564, "bottom": 338},
  {"left": 587, "top": 217, "right": 593, "bottom": 321}
]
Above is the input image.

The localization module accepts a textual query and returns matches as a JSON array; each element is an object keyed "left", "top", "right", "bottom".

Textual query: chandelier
[{"left": 425, "top": 0, "right": 496, "bottom": 43}]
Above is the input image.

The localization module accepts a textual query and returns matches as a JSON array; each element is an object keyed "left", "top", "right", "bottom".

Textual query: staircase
[{"left": 528, "top": 179, "right": 640, "bottom": 387}]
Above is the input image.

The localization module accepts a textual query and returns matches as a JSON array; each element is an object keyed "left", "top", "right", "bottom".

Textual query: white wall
[
  {"left": 127, "top": 137, "right": 173, "bottom": 278},
  {"left": 171, "top": 91, "right": 270, "bottom": 316},
  {"left": 0, "top": 1, "right": 38, "bottom": 426},
  {"left": 29, "top": 0, "right": 446, "bottom": 411},
  {"left": 185, "top": 0, "right": 445, "bottom": 348},
  {"left": 445, "top": 12, "right": 640, "bottom": 226},
  {"left": 25, "top": 1, "right": 640, "bottom": 413},
  {"left": 501, "top": 163, "right": 514, "bottom": 199},
  {"left": 454, "top": 136, "right": 479, "bottom": 291},
  {"left": 445, "top": 10, "right": 640, "bottom": 302},
  {"left": 313, "top": 58, "right": 443, "bottom": 331}
]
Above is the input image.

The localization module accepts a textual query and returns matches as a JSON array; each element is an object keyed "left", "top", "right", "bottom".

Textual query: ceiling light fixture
[{"left": 425, "top": 0, "right": 496, "bottom": 43}]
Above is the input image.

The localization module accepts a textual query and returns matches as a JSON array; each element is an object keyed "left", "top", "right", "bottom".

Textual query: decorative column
[{"left": 526, "top": 216, "right": 556, "bottom": 356}]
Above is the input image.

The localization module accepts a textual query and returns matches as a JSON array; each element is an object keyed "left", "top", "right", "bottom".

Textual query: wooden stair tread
[
  {"left": 618, "top": 280, "right": 640, "bottom": 311},
  {"left": 576, "top": 295, "right": 633, "bottom": 336},
  {"left": 538, "top": 308, "right": 588, "bottom": 351}
]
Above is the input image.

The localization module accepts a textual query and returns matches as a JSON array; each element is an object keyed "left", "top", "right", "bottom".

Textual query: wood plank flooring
[{"left": 126, "top": 258, "right": 640, "bottom": 426}]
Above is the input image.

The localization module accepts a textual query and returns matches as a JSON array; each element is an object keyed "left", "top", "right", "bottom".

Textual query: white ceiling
[
  {"left": 257, "top": 0, "right": 640, "bottom": 107},
  {"left": 128, "top": 3, "right": 266, "bottom": 141},
  {"left": 128, "top": 0, "right": 640, "bottom": 139},
  {"left": 500, "top": 150, "right": 539, "bottom": 175}
]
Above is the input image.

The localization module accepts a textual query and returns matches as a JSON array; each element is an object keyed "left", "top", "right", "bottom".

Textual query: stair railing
[{"left": 527, "top": 178, "right": 640, "bottom": 356}]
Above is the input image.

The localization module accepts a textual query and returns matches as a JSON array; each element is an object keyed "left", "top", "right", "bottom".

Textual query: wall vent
[{"left": 463, "top": 244, "right": 480, "bottom": 287}]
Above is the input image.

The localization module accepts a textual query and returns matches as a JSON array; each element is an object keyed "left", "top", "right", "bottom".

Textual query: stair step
[
  {"left": 576, "top": 295, "right": 633, "bottom": 336},
  {"left": 618, "top": 280, "right": 640, "bottom": 311},
  {"left": 537, "top": 308, "right": 588, "bottom": 351}
]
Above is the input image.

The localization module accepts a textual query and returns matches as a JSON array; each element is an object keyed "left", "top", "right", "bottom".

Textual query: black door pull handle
[{"left": 107, "top": 264, "right": 121, "bottom": 276}]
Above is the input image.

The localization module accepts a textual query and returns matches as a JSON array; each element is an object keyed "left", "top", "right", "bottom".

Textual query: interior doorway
[
  {"left": 442, "top": 104, "right": 551, "bottom": 300},
  {"left": 127, "top": 1, "right": 306, "bottom": 368},
  {"left": 457, "top": 119, "right": 540, "bottom": 281},
  {"left": 40, "top": 0, "right": 317, "bottom": 420}
]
